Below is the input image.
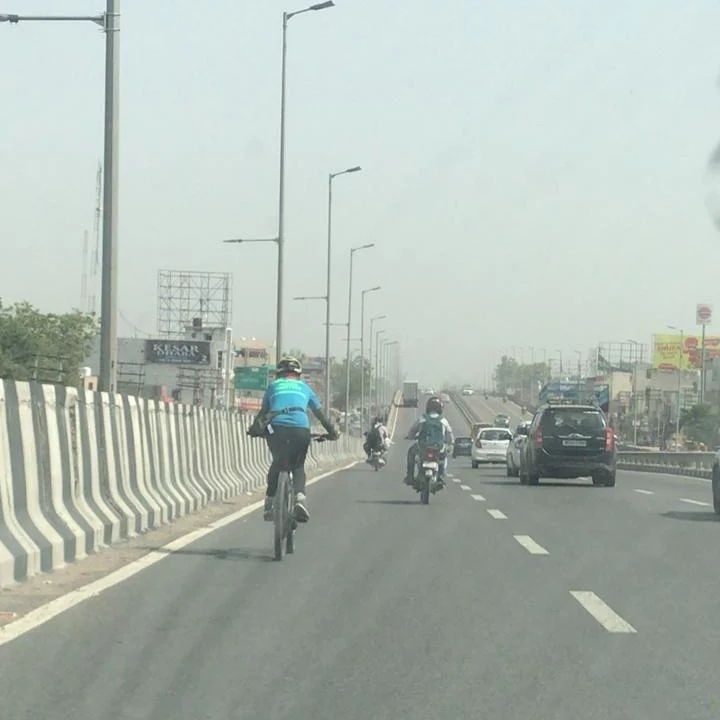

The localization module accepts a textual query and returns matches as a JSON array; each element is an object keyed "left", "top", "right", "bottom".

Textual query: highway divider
[{"left": 0, "top": 379, "right": 362, "bottom": 588}]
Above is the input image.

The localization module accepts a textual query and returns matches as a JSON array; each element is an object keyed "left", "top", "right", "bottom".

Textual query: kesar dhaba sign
[{"left": 145, "top": 340, "right": 211, "bottom": 366}]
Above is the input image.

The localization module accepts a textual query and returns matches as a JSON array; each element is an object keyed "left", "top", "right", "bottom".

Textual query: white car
[
  {"left": 472, "top": 427, "right": 513, "bottom": 468},
  {"left": 506, "top": 421, "right": 531, "bottom": 476},
  {"left": 461, "top": 387, "right": 474, "bottom": 396}
]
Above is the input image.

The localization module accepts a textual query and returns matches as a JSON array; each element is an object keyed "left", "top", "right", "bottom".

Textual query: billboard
[
  {"left": 145, "top": 340, "right": 211, "bottom": 366},
  {"left": 652, "top": 334, "right": 720, "bottom": 370}
]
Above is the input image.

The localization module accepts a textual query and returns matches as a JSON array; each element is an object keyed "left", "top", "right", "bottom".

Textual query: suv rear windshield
[
  {"left": 540, "top": 409, "right": 605, "bottom": 434},
  {"left": 480, "top": 429, "right": 513, "bottom": 441}
]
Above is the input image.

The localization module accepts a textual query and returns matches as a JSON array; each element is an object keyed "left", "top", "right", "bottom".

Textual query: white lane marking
[
  {"left": 471, "top": 494, "right": 486, "bottom": 501},
  {"left": 460, "top": 484, "right": 472, "bottom": 491},
  {"left": 679, "top": 498, "right": 712, "bottom": 507},
  {"left": 487, "top": 509, "right": 507, "bottom": 519},
  {"left": 514, "top": 535, "right": 549, "bottom": 555},
  {"left": 570, "top": 591, "right": 637, "bottom": 634},
  {"left": 633, "top": 489, "right": 654, "bottom": 496},
  {"left": 452, "top": 478, "right": 462, "bottom": 484},
  {"left": 0, "top": 460, "right": 359, "bottom": 648}
]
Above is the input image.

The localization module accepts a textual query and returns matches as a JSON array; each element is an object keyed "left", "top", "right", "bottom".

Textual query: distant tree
[
  {"left": 330, "top": 356, "right": 370, "bottom": 410},
  {"left": 0, "top": 301, "right": 97, "bottom": 384},
  {"left": 680, "top": 404, "right": 720, "bottom": 448}
]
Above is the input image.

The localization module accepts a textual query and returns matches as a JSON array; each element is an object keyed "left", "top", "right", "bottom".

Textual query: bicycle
[{"left": 249, "top": 432, "right": 333, "bottom": 561}]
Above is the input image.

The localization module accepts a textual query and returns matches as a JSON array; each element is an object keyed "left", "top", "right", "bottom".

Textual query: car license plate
[
  {"left": 562, "top": 439, "right": 587, "bottom": 447},
  {"left": 422, "top": 461, "right": 439, "bottom": 469}
]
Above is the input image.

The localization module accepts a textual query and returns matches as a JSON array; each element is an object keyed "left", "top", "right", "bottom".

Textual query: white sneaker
[{"left": 294, "top": 492, "right": 309, "bottom": 522}]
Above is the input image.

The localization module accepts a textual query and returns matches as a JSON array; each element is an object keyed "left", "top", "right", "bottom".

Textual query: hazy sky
[{"left": 3, "top": 0, "right": 720, "bottom": 385}]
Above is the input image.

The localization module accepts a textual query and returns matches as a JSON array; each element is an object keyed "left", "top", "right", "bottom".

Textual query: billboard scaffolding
[{"left": 157, "top": 270, "right": 232, "bottom": 336}]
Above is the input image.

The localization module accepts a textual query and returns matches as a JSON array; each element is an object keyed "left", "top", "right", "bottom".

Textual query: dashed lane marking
[
  {"left": 570, "top": 591, "right": 637, "bottom": 634},
  {"left": 679, "top": 498, "right": 712, "bottom": 507},
  {"left": 487, "top": 509, "right": 507, "bottom": 519},
  {"left": 514, "top": 535, "right": 549, "bottom": 555},
  {"left": 471, "top": 494, "right": 486, "bottom": 502},
  {"left": 633, "top": 489, "right": 654, "bottom": 496}
]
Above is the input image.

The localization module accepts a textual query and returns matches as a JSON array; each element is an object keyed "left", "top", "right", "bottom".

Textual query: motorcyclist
[
  {"left": 364, "top": 415, "right": 390, "bottom": 461},
  {"left": 248, "top": 356, "right": 339, "bottom": 522},
  {"left": 404, "top": 395, "right": 454, "bottom": 487}
]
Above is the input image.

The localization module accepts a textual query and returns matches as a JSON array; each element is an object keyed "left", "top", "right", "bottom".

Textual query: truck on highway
[{"left": 402, "top": 381, "right": 419, "bottom": 408}]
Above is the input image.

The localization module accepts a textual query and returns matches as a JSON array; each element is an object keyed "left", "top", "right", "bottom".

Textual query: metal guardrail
[{"left": 617, "top": 452, "right": 715, "bottom": 479}]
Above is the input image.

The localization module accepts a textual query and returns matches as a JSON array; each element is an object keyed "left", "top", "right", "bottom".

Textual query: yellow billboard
[{"left": 652, "top": 334, "right": 720, "bottom": 370}]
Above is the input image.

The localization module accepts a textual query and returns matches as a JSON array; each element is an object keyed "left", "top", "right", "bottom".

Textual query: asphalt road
[{"left": 1, "top": 405, "right": 720, "bottom": 719}]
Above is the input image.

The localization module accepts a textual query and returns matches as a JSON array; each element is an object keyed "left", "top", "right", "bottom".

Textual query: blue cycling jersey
[{"left": 260, "top": 377, "right": 322, "bottom": 429}]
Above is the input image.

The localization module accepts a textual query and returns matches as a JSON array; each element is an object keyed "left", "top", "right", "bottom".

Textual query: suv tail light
[
  {"left": 533, "top": 428, "right": 543, "bottom": 448},
  {"left": 605, "top": 427, "right": 615, "bottom": 452}
]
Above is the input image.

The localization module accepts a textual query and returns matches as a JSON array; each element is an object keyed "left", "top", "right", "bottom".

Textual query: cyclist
[
  {"left": 364, "top": 415, "right": 390, "bottom": 462},
  {"left": 404, "top": 395, "right": 454, "bottom": 486},
  {"left": 248, "top": 356, "right": 338, "bottom": 522}
]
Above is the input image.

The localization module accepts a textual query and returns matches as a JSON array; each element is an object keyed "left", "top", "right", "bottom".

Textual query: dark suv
[{"left": 520, "top": 403, "right": 616, "bottom": 487}]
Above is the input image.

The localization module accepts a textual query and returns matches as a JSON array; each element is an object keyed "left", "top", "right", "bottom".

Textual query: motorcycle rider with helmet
[
  {"left": 404, "top": 395, "right": 454, "bottom": 486},
  {"left": 364, "top": 415, "right": 390, "bottom": 463}
]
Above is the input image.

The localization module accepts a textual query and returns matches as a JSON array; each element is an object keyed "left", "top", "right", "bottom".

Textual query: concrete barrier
[
  {"left": 617, "top": 451, "right": 715, "bottom": 479},
  {"left": 0, "top": 379, "right": 362, "bottom": 588}
]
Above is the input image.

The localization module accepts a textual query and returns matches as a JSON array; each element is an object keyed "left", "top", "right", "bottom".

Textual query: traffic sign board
[{"left": 234, "top": 366, "right": 269, "bottom": 391}]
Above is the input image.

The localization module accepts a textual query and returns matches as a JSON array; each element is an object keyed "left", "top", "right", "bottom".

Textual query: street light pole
[
  {"left": 668, "top": 325, "right": 684, "bottom": 451},
  {"left": 359, "top": 286, "right": 381, "bottom": 428},
  {"left": 368, "top": 314, "right": 386, "bottom": 416},
  {"left": 326, "top": 166, "right": 361, "bottom": 412},
  {"left": 2, "top": 5, "right": 119, "bottom": 391},
  {"left": 373, "top": 327, "right": 387, "bottom": 413},
  {"left": 279, "top": 2, "right": 334, "bottom": 360},
  {"left": 627, "top": 339, "right": 640, "bottom": 446},
  {"left": 383, "top": 341, "right": 399, "bottom": 406},
  {"left": 344, "top": 243, "right": 374, "bottom": 432},
  {"left": 100, "top": 0, "right": 120, "bottom": 392}
]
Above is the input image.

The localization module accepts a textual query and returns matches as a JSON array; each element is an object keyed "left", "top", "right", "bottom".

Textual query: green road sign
[{"left": 234, "top": 366, "right": 269, "bottom": 391}]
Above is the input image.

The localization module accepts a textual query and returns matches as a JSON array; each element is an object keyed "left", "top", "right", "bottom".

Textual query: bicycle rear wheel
[
  {"left": 286, "top": 476, "right": 295, "bottom": 554},
  {"left": 274, "top": 473, "right": 289, "bottom": 561}
]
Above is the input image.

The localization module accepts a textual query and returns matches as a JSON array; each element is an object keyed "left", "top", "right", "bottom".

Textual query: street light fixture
[
  {"left": 344, "top": 243, "right": 374, "bottom": 430},
  {"left": 360, "top": 286, "right": 381, "bottom": 427},
  {"left": 3, "top": 3, "right": 120, "bottom": 391},
  {"left": 325, "top": 164, "right": 362, "bottom": 413}
]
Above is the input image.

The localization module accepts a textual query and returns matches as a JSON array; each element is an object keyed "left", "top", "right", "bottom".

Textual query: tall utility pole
[
  {"left": 99, "top": 0, "right": 120, "bottom": 392},
  {"left": 0, "top": 5, "right": 119, "bottom": 392}
]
